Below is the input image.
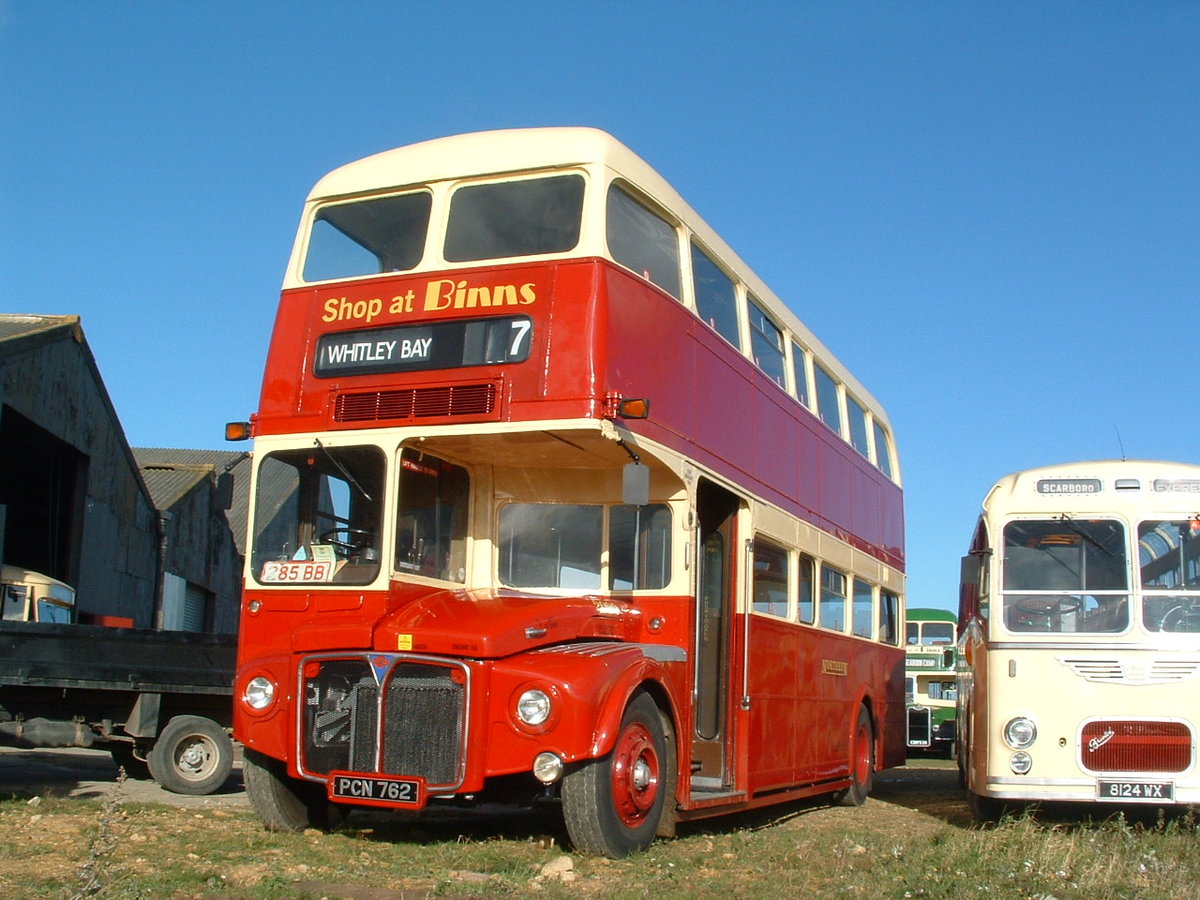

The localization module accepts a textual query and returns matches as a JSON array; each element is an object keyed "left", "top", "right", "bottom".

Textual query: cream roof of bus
[
  {"left": 984, "top": 459, "right": 1200, "bottom": 512},
  {"left": 301, "top": 127, "right": 891, "bottom": 431}
]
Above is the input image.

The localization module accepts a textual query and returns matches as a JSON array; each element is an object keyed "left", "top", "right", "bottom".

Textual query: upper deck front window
[
  {"left": 606, "top": 184, "right": 681, "bottom": 299},
  {"left": 1001, "top": 519, "right": 1129, "bottom": 633},
  {"left": 303, "top": 191, "right": 432, "bottom": 282},
  {"left": 444, "top": 174, "right": 584, "bottom": 262}
]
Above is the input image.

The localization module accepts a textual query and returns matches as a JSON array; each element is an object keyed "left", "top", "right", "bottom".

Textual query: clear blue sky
[{"left": 2, "top": 2, "right": 1197, "bottom": 613}]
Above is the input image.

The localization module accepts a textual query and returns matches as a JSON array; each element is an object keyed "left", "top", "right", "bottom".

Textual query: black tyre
[
  {"left": 834, "top": 705, "right": 874, "bottom": 807},
  {"left": 967, "top": 789, "right": 1009, "bottom": 824},
  {"left": 243, "top": 747, "right": 341, "bottom": 832},
  {"left": 146, "top": 715, "right": 234, "bottom": 795},
  {"left": 562, "top": 692, "right": 671, "bottom": 858}
]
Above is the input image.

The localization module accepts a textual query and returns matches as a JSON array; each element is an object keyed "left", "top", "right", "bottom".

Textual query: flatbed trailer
[{"left": 0, "top": 619, "right": 236, "bottom": 794}]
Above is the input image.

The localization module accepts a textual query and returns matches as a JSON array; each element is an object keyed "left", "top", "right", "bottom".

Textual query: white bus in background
[{"left": 957, "top": 460, "right": 1200, "bottom": 820}]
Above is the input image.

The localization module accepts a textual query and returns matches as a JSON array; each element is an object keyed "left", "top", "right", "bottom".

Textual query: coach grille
[
  {"left": 334, "top": 383, "right": 498, "bottom": 424},
  {"left": 301, "top": 656, "right": 467, "bottom": 788},
  {"left": 1080, "top": 720, "right": 1192, "bottom": 774}
]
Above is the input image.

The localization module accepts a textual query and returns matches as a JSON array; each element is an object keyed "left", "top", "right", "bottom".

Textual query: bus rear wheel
[
  {"left": 562, "top": 693, "right": 670, "bottom": 858},
  {"left": 834, "top": 705, "right": 874, "bottom": 807}
]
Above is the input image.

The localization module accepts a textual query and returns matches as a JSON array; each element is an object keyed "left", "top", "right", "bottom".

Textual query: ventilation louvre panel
[{"left": 334, "top": 383, "right": 499, "bottom": 424}]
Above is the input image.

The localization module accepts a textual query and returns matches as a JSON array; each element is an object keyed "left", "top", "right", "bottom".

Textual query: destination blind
[{"left": 314, "top": 316, "right": 532, "bottom": 377}]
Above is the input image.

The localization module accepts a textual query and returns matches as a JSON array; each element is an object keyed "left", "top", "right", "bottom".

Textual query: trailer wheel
[
  {"left": 562, "top": 692, "right": 669, "bottom": 858},
  {"left": 833, "top": 705, "right": 874, "bottom": 807},
  {"left": 147, "top": 715, "right": 233, "bottom": 795},
  {"left": 243, "top": 747, "right": 342, "bottom": 831}
]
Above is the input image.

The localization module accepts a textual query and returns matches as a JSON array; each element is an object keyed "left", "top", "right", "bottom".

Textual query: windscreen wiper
[{"left": 313, "top": 438, "right": 373, "bottom": 502}]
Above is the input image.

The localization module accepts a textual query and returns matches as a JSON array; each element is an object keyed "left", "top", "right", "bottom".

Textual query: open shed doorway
[{"left": 0, "top": 406, "right": 87, "bottom": 587}]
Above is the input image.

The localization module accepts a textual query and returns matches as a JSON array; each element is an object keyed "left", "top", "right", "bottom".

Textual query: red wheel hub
[{"left": 610, "top": 722, "right": 660, "bottom": 827}]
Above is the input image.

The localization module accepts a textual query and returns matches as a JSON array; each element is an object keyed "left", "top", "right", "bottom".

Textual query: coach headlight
[
  {"left": 1004, "top": 716, "right": 1037, "bottom": 750},
  {"left": 1010, "top": 751, "right": 1033, "bottom": 775},
  {"left": 243, "top": 675, "right": 276, "bottom": 711},
  {"left": 517, "top": 689, "right": 552, "bottom": 726}
]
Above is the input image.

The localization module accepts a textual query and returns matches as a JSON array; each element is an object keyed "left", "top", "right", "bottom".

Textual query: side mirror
[
  {"left": 622, "top": 462, "right": 650, "bottom": 506},
  {"left": 960, "top": 554, "right": 981, "bottom": 584}
]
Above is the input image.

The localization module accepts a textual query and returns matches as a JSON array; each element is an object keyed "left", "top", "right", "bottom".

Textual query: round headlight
[
  {"left": 1010, "top": 751, "right": 1033, "bottom": 775},
  {"left": 1004, "top": 716, "right": 1037, "bottom": 749},
  {"left": 517, "top": 689, "right": 552, "bottom": 726},
  {"left": 243, "top": 676, "right": 276, "bottom": 710}
]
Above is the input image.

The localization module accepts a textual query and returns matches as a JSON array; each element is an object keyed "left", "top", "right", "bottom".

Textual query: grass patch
[{"left": 2, "top": 785, "right": 1199, "bottom": 898}]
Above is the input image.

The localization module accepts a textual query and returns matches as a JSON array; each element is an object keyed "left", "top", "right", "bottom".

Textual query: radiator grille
[
  {"left": 1080, "top": 720, "right": 1192, "bottom": 774},
  {"left": 301, "top": 656, "right": 466, "bottom": 788},
  {"left": 907, "top": 707, "right": 932, "bottom": 747},
  {"left": 381, "top": 665, "right": 465, "bottom": 785},
  {"left": 334, "top": 383, "right": 498, "bottom": 423}
]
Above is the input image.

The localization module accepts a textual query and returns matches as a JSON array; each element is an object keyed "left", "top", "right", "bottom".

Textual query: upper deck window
[
  {"left": 691, "top": 243, "right": 739, "bottom": 347},
  {"left": 607, "top": 184, "right": 681, "bottom": 298},
  {"left": 814, "top": 363, "right": 842, "bottom": 435},
  {"left": 748, "top": 297, "right": 785, "bottom": 387},
  {"left": 790, "top": 341, "right": 811, "bottom": 408},
  {"left": 847, "top": 395, "right": 870, "bottom": 458},
  {"left": 303, "top": 191, "right": 432, "bottom": 282},
  {"left": 873, "top": 422, "right": 894, "bottom": 479},
  {"left": 444, "top": 174, "right": 584, "bottom": 262}
]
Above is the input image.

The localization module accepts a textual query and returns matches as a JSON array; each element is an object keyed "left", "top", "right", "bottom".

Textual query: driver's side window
[{"left": 250, "top": 445, "right": 385, "bottom": 585}]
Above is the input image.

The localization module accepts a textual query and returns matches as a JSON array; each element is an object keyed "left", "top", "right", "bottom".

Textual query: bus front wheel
[
  {"left": 243, "top": 748, "right": 343, "bottom": 831},
  {"left": 562, "top": 692, "right": 670, "bottom": 858}
]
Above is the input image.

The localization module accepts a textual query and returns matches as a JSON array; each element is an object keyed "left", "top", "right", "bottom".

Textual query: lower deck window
[{"left": 498, "top": 503, "right": 671, "bottom": 590}]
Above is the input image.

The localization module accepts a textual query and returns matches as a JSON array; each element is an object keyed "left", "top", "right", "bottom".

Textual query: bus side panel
[
  {"left": 745, "top": 616, "right": 801, "bottom": 791},
  {"left": 602, "top": 265, "right": 904, "bottom": 571},
  {"left": 745, "top": 618, "right": 902, "bottom": 792}
]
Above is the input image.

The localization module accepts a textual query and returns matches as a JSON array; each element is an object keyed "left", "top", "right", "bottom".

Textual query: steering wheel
[
  {"left": 1160, "top": 604, "right": 1200, "bottom": 633},
  {"left": 319, "top": 528, "right": 374, "bottom": 558},
  {"left": 1013, "top": 596, "right": 1083, "bottom": 619}
]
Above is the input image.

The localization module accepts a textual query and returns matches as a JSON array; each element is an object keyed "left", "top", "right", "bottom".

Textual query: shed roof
[{"left": 134, "top": 448, "right": 253, "bottom": 554}]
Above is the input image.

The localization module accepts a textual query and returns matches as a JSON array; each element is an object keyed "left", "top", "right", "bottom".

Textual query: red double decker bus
[{"left": 230, "top": 128, "right": 905, "bottom": 857}]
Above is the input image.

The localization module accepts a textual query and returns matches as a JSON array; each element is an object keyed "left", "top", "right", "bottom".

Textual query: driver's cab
[{"left": 250, "top": 444, "right": 385, "bottom": 586}]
